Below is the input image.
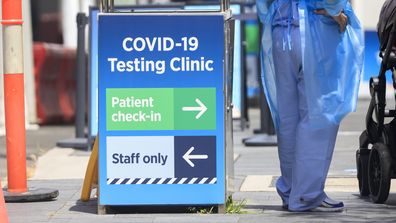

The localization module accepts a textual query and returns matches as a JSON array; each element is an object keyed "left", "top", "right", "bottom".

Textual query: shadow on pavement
[
  {"left": 69, "top": 198, "right": 220, "bottom": 214},
  {"left": 69, "top": 199, "right": 98, "bottom": 214}
]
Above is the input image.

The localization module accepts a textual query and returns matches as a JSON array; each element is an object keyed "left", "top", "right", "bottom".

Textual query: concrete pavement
[
  {"left": 3, "top": 98, "right": 396, "bottom": 222},
  {"left": 0, "top": 126, "right": 76, "bottom": 181}
]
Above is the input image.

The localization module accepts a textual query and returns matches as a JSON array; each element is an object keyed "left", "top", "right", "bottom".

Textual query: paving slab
[{"left": 4, "top": 99, "right": 396, "bottom": 222}]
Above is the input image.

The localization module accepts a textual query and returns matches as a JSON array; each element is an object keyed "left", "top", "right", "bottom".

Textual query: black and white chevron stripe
[{"left": 107, "top": 177, "right": 217, "bottom": 185}]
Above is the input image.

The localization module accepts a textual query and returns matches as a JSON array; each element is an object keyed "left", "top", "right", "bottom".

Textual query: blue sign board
[
  {"left": 89, "top": 5, "right": 242, "bottom": 138},
  {"left": 185, "top": 5, "right": 242, "bottom": 118},
  {"left": 98, "top": 14, "right": 225, "bottom": 205},
  {"left": 89, "top": 8, "right": 99, "bottom": 139}
]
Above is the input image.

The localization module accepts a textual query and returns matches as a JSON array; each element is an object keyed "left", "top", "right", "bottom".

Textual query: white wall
[
  {"left": 353, "top": 0, "right": 387, "bottom": 31},
  {"left": 62, "top": 0, "right": 95, "bottom": 48},
  {"left": 24, "top": 0, "right": 37, "bottom": 124},
  {"left": 62, "top": 0, "right": 80, "bottom": 48},
  {"left": 116, "top": 0, "right": 138, "bottom": 4},
  {"left": 351, "top": 0, "right": 388, "bottom": 98}
]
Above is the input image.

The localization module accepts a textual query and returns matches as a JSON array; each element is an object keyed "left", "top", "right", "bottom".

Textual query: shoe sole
[{"left": 310, "top": 207, "right": 344, "bottom": 212}]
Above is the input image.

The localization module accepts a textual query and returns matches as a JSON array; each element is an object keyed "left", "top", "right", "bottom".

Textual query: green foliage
[
  {"left": 187, "top": 206, "right": 214, "bottom": 214},
  {"left": 225, "top": 195, "right": 247, "bottom": 214},
  {"left": 187, "top": 195, "right": 247, "bottom": 214}
]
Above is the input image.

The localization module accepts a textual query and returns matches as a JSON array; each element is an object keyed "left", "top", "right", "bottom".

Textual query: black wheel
[
  {"left": 356, "top": 149, "right": 370, "bottom": 196},
  {"left": 368, "top": 143, "right": 392, "bottom": 203}
]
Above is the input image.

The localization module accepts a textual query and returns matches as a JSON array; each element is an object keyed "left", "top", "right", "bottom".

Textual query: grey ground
[{"left": 2, "top": 98, "right": 396, "bottom": 222}]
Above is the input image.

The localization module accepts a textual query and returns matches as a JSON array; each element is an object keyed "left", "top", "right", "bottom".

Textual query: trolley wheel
[
  {"left": 368, "top": 143, "right": 392, "bottom": 203},
  {"left": 356, "top": 149, "right": 370, "bottom": 196}
]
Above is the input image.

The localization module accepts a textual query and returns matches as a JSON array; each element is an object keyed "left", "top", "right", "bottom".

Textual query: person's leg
[
  {"left": 288, "top": 112, "right": 339, "bottom": 211},
  {"left": 287, "top": 39, "right": 340, "bottom": 211},
  {"left": 272, "top": 26, "right": 301, "bottom": 206}
]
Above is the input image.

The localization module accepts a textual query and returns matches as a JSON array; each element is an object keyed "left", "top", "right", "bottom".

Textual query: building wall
[
  {"left": 24, "top": 0, "right": 37, "bottom": 124},
  {"left": 352, "top": 0, "right": 389, "bottom": 98},
  {"left": 62, "top": 0, "right": 97, "bottom": 48},
  {"left": 353, "top": 0, "right": 387, "bottom": 31}
]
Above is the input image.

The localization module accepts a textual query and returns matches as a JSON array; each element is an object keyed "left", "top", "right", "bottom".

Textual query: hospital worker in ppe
[{"left": 257, "top": 0, "right": 364, "bottom": 212}]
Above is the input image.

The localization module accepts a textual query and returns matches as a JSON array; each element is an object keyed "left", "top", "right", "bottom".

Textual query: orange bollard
[
  {"left": 2, "top": 0, "right": 28, "bottom": 193},
  {"left": 0, "top": 181, "right": 9, "bottom": 223},
  {"left": 1, "top": 0, "right": 58, "bottom": 203},
  {"left": 4, "top": 74, "right": 27, "bottom": 192}
]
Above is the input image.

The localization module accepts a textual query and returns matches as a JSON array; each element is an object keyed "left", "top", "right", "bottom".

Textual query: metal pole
[
  {"left": 76, "top": 13, "right": 88, "bottom": 138},
  {"left": 222, "top": 0, "right": 234, "bottom": 209},
  {"left": 56, "top": 13, "right": 89, "bottom": 150},
  {"left": 2, "top": 0, "right": 27, "bottom": 193},
  {"left": 102, "top": 0, "right": 113, "bottom": 12},
  {"left": 109, "top": 0, "right": 114, "bottom": 12},
  {"left": 242, "top": 22, "right": 277, "bottom": 147},
  {"left": 100, "top": 0, "right": 108, "bottom": 12},
  {"left": 221, "top": 0, "right": 230, "bottom": 12}
]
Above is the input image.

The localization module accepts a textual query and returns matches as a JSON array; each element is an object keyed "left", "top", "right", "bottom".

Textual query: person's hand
[{"left": 314, "top": 9, "right": 348, "bottom": 32}]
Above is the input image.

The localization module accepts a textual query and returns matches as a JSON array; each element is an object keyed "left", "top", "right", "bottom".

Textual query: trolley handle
[{"left": 100, "top": 0, "right": 230, "bottom": 13}]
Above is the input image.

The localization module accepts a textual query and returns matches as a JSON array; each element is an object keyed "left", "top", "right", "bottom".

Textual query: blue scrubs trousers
[{"left": 272, "top": 25, "right": 339, "bottom": 211}]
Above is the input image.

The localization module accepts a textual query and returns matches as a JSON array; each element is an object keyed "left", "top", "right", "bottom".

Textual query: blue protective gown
[{"left": 257, "top": 0, "right": 364, "bottom": 211}]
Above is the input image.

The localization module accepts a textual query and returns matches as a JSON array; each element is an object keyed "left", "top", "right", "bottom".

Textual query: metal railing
[{"left": 100, "top": 0, "right": 230, "bottom": 12}]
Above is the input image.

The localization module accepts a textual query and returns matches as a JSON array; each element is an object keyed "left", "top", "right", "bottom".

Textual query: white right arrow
[
  {"left": 182, "top": 147, "right": 208, "bottom": 167},
  {"left": 182, "top": 98, "right": 208, "bottom": 119}
]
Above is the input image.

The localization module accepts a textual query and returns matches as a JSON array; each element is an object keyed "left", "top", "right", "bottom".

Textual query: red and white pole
[{"left": 2, "top": 0, "right": 27, "bottom": 193}]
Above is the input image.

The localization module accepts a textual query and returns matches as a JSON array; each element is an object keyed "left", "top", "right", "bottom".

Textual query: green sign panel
[
  {"left": 174, "top": 88, "right": 216, "bottom": 130},
  {"left": 106, "top": 88, "right": 216, "bottom": 130}
]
